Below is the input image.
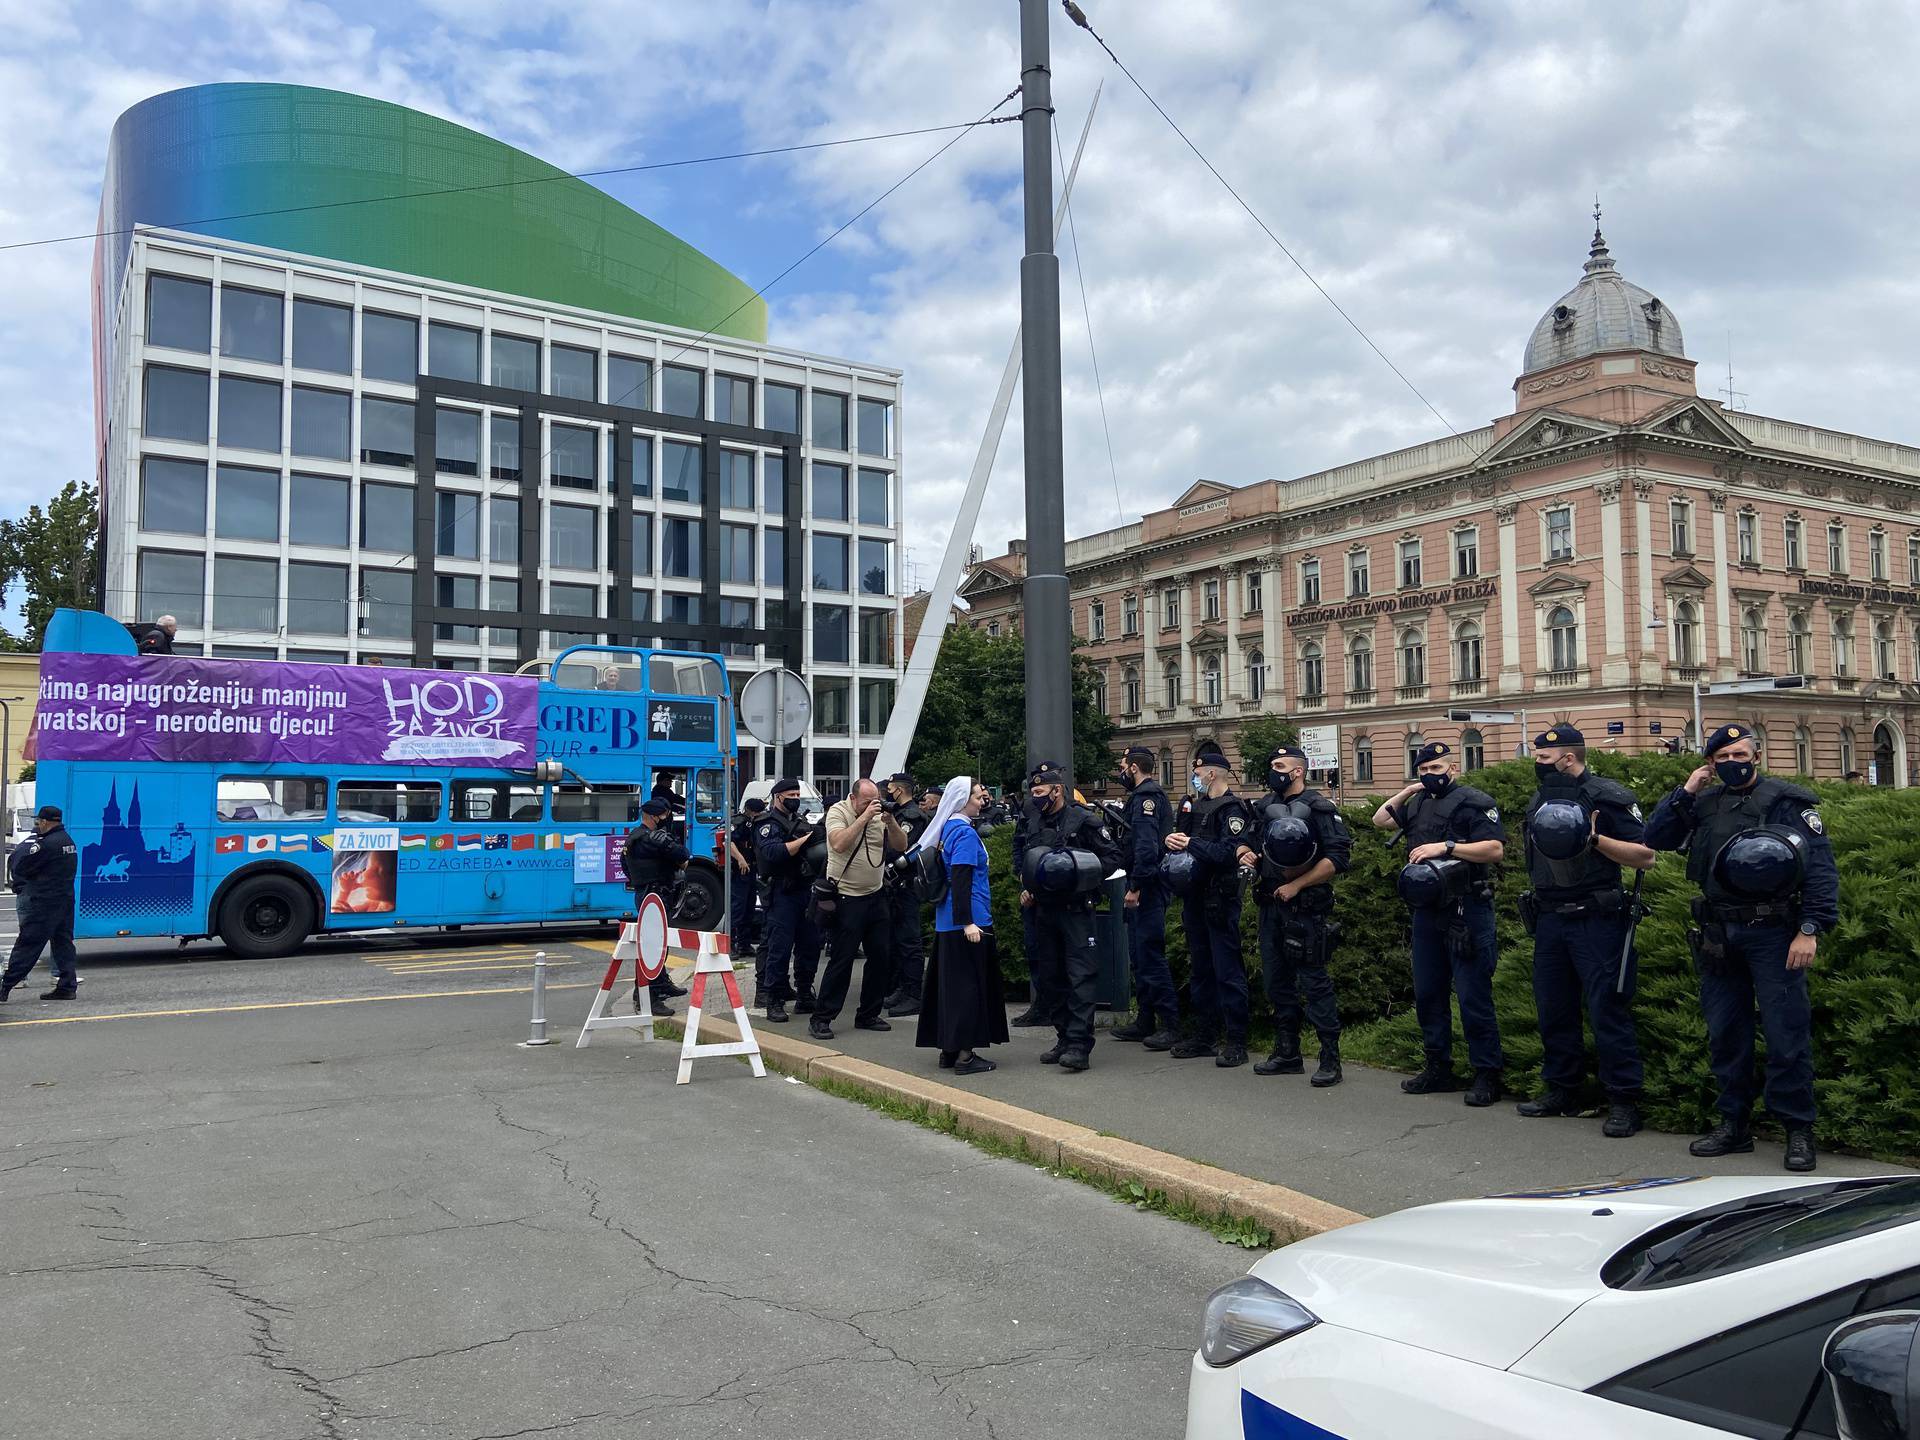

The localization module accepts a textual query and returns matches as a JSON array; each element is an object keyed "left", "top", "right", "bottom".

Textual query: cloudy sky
[{"left": 4, "top": 0, "right": 1919, "bottom": 590}]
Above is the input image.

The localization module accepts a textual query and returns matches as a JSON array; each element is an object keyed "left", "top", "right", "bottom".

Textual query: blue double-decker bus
[{"left": 31, "top": 608, "right": 734, "bottom": 957}]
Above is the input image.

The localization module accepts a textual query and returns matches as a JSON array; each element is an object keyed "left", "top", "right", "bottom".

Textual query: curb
[{"left": 656, "top": 1011, "right": 1363, "bottom": 1243}]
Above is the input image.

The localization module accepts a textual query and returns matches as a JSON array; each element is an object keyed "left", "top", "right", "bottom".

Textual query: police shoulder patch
[
  {"left": 1226, "top": 816, "right": 1246, "bottom": 835},
  {"left": 1629, "top": 803, "right": 1644, "bottom": 822},
  {"left": 758, "top": 824, "right": 777, "bottom": 839},
  {"left": 1485, "top": 807, "right": 1500, "bottom": 823},
  {"left": 1801, "top": 808, "right": 1825, "bottom": 836},
  {"left": 1141, "top": 799, "right": 1156, "bottom": 815}
]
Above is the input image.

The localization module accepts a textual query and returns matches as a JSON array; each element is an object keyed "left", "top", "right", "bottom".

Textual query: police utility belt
[
  {"left": 1694, "top": 894, "right": 1801, "bottom": 927},
  {"left": 1517, "top": 886, "right": 1623, "bottom": 934}
]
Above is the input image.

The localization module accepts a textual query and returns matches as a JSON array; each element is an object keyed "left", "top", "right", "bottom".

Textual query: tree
[
  {"left": 906, "top": 625, "right": 1115, "bottom": 793},
  {"left": 0, "top": 480, "right": 99, "bottom": 650},
  {"left": 1232, "top": 715, "right": 1301, "bottom": 779}
]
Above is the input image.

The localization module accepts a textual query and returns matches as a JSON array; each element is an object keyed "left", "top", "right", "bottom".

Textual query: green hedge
[{"left": 976, "top": 755, "right": 1920, "bottom": 1161}]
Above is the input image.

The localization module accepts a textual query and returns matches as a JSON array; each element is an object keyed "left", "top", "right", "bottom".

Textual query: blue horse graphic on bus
[{"left": 78, "top": 778, "right": 197, "bottom": 922}]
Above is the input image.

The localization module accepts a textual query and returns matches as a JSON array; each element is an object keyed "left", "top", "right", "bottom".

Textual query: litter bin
[{"left": 1092, "top": 872, "right": 1132, "bottom": 1010}]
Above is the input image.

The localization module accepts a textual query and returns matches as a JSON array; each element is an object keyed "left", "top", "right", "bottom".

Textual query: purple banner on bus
[{"left": 35, "top": 652, "right": 539, "bottom": 768}]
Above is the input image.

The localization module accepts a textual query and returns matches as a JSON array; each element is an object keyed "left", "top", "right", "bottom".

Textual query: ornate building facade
[{"left": 961, "top": 228, "right": 1920, "bottom": 790}]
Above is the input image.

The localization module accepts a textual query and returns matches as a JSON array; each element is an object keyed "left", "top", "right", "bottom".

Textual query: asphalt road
[{"left": 0, "top": 932, "right": 1241, "bottom": 1440}]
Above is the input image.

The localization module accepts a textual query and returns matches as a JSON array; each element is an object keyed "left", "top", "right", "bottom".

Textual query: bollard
[{"left": 519, "top": 951, "right": 554, "bottom": 1047}]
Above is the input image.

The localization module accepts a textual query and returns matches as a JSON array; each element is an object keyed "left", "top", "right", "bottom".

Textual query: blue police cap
[
  {"left": 1415, "top": 741, "right": 1452, "bottom": 766},
  {"left": 1534, "top": 725, "right": 1585, "bottom": 748},
  {"left": 641, "top": 798, "right": 672, "bottom": 817},
  {"left": 1703, "top": 723, "right": 1754, "bottom": 757}
]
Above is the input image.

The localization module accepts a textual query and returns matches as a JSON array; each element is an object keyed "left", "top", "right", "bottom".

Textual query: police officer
[
  {"left": 1515, "top": 726, "right": 1655, "bottom": 1138},
  {"left": 1645, "top": 723, "right": 1836, "bottom": 1172},
  {"left": 1373, "top": 740, "right": 1507, "bottom": 1105},
  {"left": 621, "top": 798, "right": 687, "bottom": 1016},
  {"left": 1010, "top": 762, "right": 1062, "bottom": 1028},
  {"left": 1110, "top": 745, "right": 1180, "bottom": 1051},
  {"left": 754, "top": 778, "right": 824, "bottom": 1024},
  {"left": 1246, "top": 746, "right": 1351, "bottom": 1086},
  {"left": 1, "top": 804, "right": 80, "bottom": 1002},
  {"left": 729, "top": 797, "right": 766, "bottom": 976},
  {"left": 1021, "top": 763, "right": 1123, "bottom": 1072},
  {"left": 880, "top": 772, "right": 931, "bottom": 1018},
  {"left": 1166, "top": 742, "right": 1255, "bottom": 1068}
]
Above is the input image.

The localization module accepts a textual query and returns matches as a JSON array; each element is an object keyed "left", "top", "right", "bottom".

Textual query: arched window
[
  {"left": 1547, "top": 606, "right": 1578, "bottom": 672},
  {"left": 1398, "top": 625, "right": 1426, "bottom": 687},
  {"left": 1741, "top": 606, "right": 1766, "bottom": 674},
  {"left": 1347, "top": 632, "right": 1373, "bottom": 693},
  {"left": 1462, "top": 727, "right": 1484, "bottom": 771},
  {"left": 1841, "top": 725, "right": 1857, "bottom": 775},
  {"left": 1681, "top": 717, "right": 1698, "bottom": 752},
  {"left": 1122, "top": 665, "right": 1141, "bottom": 714},
  {"left": 1159, "top": 747, "right": 1174, "bottom": 790},
  {"left": 1673, "top": 600, "right": 1700, "bottom": 666},
  {"left": 1248, "top": 650, "right": 1266, "bottom": 702},
  {"left": 1788, "top": 610, "right": 1812, "bottom": 675},
  {"left": 1163, "top": 659, "right": 1182, "bottom": 708},
  {"left": 1405, "top": 731, "right": 1425, "bottom": 778},
  {"left": 1875, "top": 618, "right": 1897, "bottom": 680},
  {"left": 1300, "top": 641, "right": 1325, "bottom": 697},
  {"left": 1453, "top": 620, "right": 1483, "bottom": 682},
  {"left": 1834, "top": 613, "right": 1856, "bottom": 678},
  {"left": 1794, "top": 725, "right": 1812, "bottom": 775},
  {"left": 1353, "top": 736, "right": 1374, "bottom": 784},
  {"left": 1202, "top": 653, "right": 1222, "bottom": 706},
  {"left": 1093, "top": 670, "right": 1108, "bottom": 714}
]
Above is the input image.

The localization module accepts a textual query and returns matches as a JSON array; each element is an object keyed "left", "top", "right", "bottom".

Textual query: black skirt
[{"left": 916, "top": 928, "right": 1010, "bottom": 1053}]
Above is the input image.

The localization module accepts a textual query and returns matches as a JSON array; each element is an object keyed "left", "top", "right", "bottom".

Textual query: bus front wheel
[
  {"left": 673, "top": 868, "right": 724, "bottom": 931},
  {"left": 219, "top": 874, "right": 315, "bottom": 959}
]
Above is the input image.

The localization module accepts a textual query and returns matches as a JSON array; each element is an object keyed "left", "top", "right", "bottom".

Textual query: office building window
[
  {"left": 1546, "top": 506, "right": 1574, "bottom": 560},
  {"left": 1353, "top": 736, "right": 1373, "bottom": 783},
  {"left": 1547, "top": 606, "right": 1579, "bottom": 671},
  {"left": 813, "top": 604, "right": 850, "bottom": 663},
  {"left": 812, "top": 390, "right": 848, "bottom": 450},
  {"left": 1673, "top": 600, "right": 1700, "bottom": 666},
  {"left": 1299, "top": 642, "right": 1324, "bottom": 698},
  {"left": 714, "top": 374, "right": 753, "bottom": 426},
  {"left": 720, "top": 451, "right": 754, "bottom": 509},
  {"left": 1454, "top": 620, "right": 1483, "bottom": 682},
  {"left": 141, "top": 457, "right": 206, "bottom": 535},
  {"left": 138, "top": 550, "right": 204, "bottom": 627},
  {"left": 1398, "top": 626, "right": 1426, "bottom": 686},
  {"left": 550, "top": 505, "right": 598, "bottom": 571},
  {"left": 289, "top": 386, "right": 349, "bottom": 460},
  {"left": 215, "top": 465, "right": 279, "bottom": 542},
  {"left": 605, "top": 353, "right": 649, "bottom": 409},
  {"left": 1737, "top": 510, "right": 1759, "bottom": 565},
  {"left": 1794, "top": 726, "right": 1812, "bottom": 775},
  {"left": 1670, "top": 499, "right": 1694, "bottom": 556},
  {"left": 763, "top": 527, "right": 786, "bottom": 586},
  {"left": 362, "top": 312, "right": 417, "bottom": 383},
  {"left": 859, "top": 677, "right": 895, "bottom": 732},
  {"left": 1203, "top": 578, "right": 1220, "bottom": 621},
  {"left": 1911, "top": 536, "right": 1920, "bottom": 587},
  {"left": 550, "top": 424, "right": 597, "bottom": 489},
  {"left": 719, "top": 523, "right": 754, "bottom": 583},
  {"left": 1202, "top": 654, "right": 1222, "bottom": 707},
  {"left": 213, "top": 555, "right": 278, "bottom": 632},
  {"left": 813, "top": 462, "right": 848, "bottom": 521},
  {"left": 857, "top": 398, "right": 892, "bottom": 457},
  {"left": 1399, "top": 537, "right": 1423, "bottom": 589},
  {"left": 435, "top": 407, "right": 480, "bottom": 476},
  {"left": 220, "top": 286, "right": 282, "bottom": 363},
  {"left": 550, "top": 344, "right": 597, "bottom": 401},
  {"left": 427, "top": 322, "right": 479, "bottom": 383},
  {"left": 148, "top": 274, "right": 211, "bottom": 352},
  {"left": 359, "top": 571, "right": 412, "bottom": 643},
  {"left": 1787, "top": 611, "right": 1811, "bottom": 674},
  {"left": 859, "top": 608, "right": 893, "bottom": 666},
  {"left": 289, "top": 561, "right": 349, "bottom": 635},
  {"left": 360, "top": 483, "right": 413, "bottom": 554},
  {"left": 1870, "top": 529, "right": 1888, "bottom": 582},
  {"left": 1347, "top": 633, "right": 1373, "bottom": 693},
  {"left": 766, "top": 382, "right": 801, "bottom": 435},
  {"left": 490, "top": 497, "right": 520, "bottom": 566},
  {"left": 1300, "top": 558, "right": 1321, "bottom": 604},
  {"left": 1346, "top": 549, "right": 1370, "bottom": 598},
  {"left": 490, "top": 415, "right": 521, "bottom": 482},
  {"left": 1784, "top": 517, "right": 1805, "bottom": 570},
  {"left": 1122, "top": 594, "right": 1138, "bottom": 636},
  {"left": 436, "top": 492, "right": 478, "bottom": 559},
  {"left": 289, "top": 473, "right": 349, "bottom": 548},
  {"left": 1453, "top": 527, "right": 1479, "bottom": 578},
  {"left": 1090, "top": 601, "right": 1105, "bottom": 641},
  {"left": 663, "top": 517, "right": 701, "bottom": 579},
  {"left": 813, "top": 534, "right": 849, "bottom": 591},
  {"left": 628, "top": 511, "right": 653, "bottom": 575},
  {"left": 1874, "top": 618, "right": 1897, "bottom": 680},
  {"left": 1462, "top": 728, "right": 1484, "bottom": 772},
  {"left": 492, "top": 334, "right": 539, "bottom": 391},
  {"left": 628, "top": 433, "right": 652, "bottom": 498},
  {"left": 1840, "top": 726, "right": 1857, "bottom": 774},
  {"left": 1833, "top": 612, "right": 1855, "bottom": 677},
  {"left": 662, "top": 439, "right": 702, "bottom": 504},
  {"left": 813, "top": 678, "right": 850, "bottom": 736},
  {"left": 1163, "top": 587, "right": 1180, "bottom": 628},
  {"left": 1741, "top": 607, "right": 1766, "bottom": 673},
  {"left": 1248, "top": 650, "right": 1266, "bottom": 701},
  {"left": 1122, "top": 666, "right": 1141, "bottom": 713},
  {"left": 1828, "top": 523, "right": 1848, "bottom": 574},
  {"left": 434, "top": 574, "right": 480, "bottom": 643},
  {"left": 857, "top": 467, "right": 889, "bottom": 525},
  {"left": 1163, "top": 660, "right": 1182, "bottom": 708},
  {"left": 859, "top": 538, "right": 890, "bottom": 595},
  {"left": 488, "top": 579, "right": 519, "bottom": 646},
  {"left": 1405, "top": 732, "right": 1426, "bottom": 780},
  {"left": 661, "top": 364, "right": 703, "bottom": 418},
  {"left": 218, "top": 375, "right": 281, "bottom": 453},
  {"left": 291, "top": 299, "right": 350, "bottom": 373},
  {"left": 360, "top": 396, "right": 414, "bottom": 467},
  {"left": 1246, "top": 570, "right": 1263, "bottom": 613},
  {"left": 716, "top": 597, "right": 754, "bottom": 658}
]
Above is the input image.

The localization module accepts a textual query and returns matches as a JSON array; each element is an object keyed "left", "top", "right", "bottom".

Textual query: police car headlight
[{"left": 1199, "top": 1276, "right": 1317, "bottom": 1367}]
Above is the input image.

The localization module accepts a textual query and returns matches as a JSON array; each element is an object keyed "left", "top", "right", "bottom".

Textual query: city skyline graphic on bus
[{"left": 78, "top": 778, "right": 196, "bottom": 921}]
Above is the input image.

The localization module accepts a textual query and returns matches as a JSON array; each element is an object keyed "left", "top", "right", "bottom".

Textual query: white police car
[{"left": 1187, "top": 1175, "right": 1920, "bottom": 1439}]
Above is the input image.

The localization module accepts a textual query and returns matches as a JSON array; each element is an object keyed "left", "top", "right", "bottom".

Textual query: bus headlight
[{"left": 1200, "top": 1276, "right": 1318, "bottom": 1367}]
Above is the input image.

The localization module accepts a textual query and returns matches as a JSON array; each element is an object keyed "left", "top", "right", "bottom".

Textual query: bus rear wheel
[
  {"left": 219, "top": 874, "right": 315, "bottom": 959},
  {"left": 673, "top": 868, "right": 724, "bottom": 931}
]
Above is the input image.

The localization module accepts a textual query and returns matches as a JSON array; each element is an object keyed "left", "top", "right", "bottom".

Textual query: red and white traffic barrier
[
  {"left": 576, "top": 892, "right": 672, "bottom": 1047},
  {"left": 674, "top": 927, "right": 765, "bottom": 1085}
]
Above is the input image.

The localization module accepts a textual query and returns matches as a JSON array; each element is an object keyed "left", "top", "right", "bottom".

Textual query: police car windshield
[{"left": 1603, "top": 1178, "right": 1920, "bottom": 1290}]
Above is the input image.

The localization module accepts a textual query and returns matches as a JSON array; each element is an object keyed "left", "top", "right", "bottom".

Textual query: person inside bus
[
  {"left": 596, "top": 663, "right": 622, "bottom": 691},
  {"left": 622, "top": 798, "right": 688, "bottom": 1015},
  {"left": 129, "top": 614, "right": 177, "bottom": 656}
]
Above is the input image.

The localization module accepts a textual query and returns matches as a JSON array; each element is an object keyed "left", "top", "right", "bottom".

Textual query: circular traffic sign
[
  {"left": 737, "top": 668, "right": 813, "bottom": 746},
  {"left": 634, "top": 892, "right": 670, "bottom": 983}
]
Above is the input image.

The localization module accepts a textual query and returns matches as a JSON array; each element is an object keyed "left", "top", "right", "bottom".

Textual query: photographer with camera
[
  {"left": 754, "top": 778, "right": 824, "bottom": 1024},
  {"left": 879, "top": 773, "right": 931, "bottom": 1018},
  {"left": 811, "top": 778, "right": 910, "bottom": 1042}
]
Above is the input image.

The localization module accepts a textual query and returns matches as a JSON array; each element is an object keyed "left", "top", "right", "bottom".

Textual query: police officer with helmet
[
  {"left": 880, "top": 772, "right": 931, "bottom": 1018},
  {"left": 1372, "top": 740, "right": 1507, "bottom": 1105},
  {"left": 621, "top": 797, "right": 688, "bottom": 1016},
  {"left": 1515, "top": 725, "right": 1656, "bottom": 1137},
  {"left": 1245, "top": 746, "right": 1352, "bottom": 1086},
  {"left": 1645, "top": 723, "right": 1837, "bottom": 1172},
  {"left": 1165, "top": 741, "right": 1256, "bottom": 1068},
  {"left": 754, "top": 778, "right": 825, "bottom": 1024},
  {"left": 2, "top": 804, "right": 81, "bottom": 1002},
  {"left": 729, "top": 797, "right": 766, "bottom": 972},
  {"left": 1020, "top": 764, "right": 1123, "bottom": 1072},
  {"left": 1010, "top": 762, "right": 1063, "bottom": 1028},
  {"left": 1111, "top": 745, "right": 1180, "bottom": 1050}
]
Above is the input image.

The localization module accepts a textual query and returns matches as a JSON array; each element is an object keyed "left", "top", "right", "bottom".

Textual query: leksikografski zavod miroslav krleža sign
[{"left": 33, "top": 653, "right": 539, "bottom": 766}]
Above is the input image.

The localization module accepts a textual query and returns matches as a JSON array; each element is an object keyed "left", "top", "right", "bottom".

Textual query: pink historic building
[{"left": 961, "top": 227, "right": 1920, "bottom": 791}]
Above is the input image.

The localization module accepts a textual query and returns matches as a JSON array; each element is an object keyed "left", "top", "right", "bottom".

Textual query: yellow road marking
[
  {"left": 386, "top": 961, "right": 580, "bottom": 977},
  {"left": 364, "top": 950, "right": 521, "bottom": 965},
  {"left": 371, "top": 954, "right": 529, "bottom": 970},
  {"left": 0, "top": 984, "right": 596, "bottom": 1027}
]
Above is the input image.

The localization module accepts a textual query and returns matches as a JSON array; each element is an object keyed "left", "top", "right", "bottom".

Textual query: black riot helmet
[
  {"left": 1160, "top": 850, "right": 1200, "bottom": 896},
  {"left": 1397, "top": 856, "right": 1471, "bottom": 909},
  {"left": 1028, "top": 847, "right": 1105, "bottom": 896},
  {"left": 1261, "top": 815, "right": 1317, "bottom": 869},
  {"left": 1530, "top": 797, "right": 1593, "bottom": 888},
  {"left": 1711, "top": 826, "right": 1807, "bottom": 900}
]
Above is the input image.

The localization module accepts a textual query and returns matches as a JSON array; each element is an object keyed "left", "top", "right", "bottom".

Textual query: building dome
[{"left": 1522, "top": 221, "right": 1684, "bottom": 375}]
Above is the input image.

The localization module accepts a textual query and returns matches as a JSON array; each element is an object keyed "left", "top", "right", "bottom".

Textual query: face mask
[
  {"left": 1715, "top": 758, "right": 1756, "bottom": 789},
  {"left": 1116, "top": 771, "right": 1137, "bottom": 792},
  {"left": 1190, "top": 773, "right": 1206, "bottom": 793},
  {"left": 1534, "top": 761, "right": 1571, "bottom": 787},
  {"left": 1419, "top": 772, "right": 1452, "bottom": 798},
  {"left": 778, "top": 796, "right": 798, "bottom": 813}
]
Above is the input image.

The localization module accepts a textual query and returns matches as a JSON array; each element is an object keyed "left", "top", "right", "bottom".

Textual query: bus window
[
  {"left": 452, "top": 780, "right": 544, "bottom": 824},
  {"left": 694, "top": 769, "right": 727, "bottom": 823},
  {"left": 554, "top": 652, "right": 643, "bottom": 692},
  {"left": 337, "top": 780, "right": 443, "bottom": 823},
  {"left": 553, "top": 784, "right": 642, "bottom": 824},
  {"left": 648, "top": 654, "right": 724, "bottom": 697},
  {"left": 218, "top": 776, "right": 327, "bottom": 823}
]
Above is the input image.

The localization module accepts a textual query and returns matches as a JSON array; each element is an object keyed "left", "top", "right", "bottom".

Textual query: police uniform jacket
[
  {"left": 1256, "top": 785, "right": 1352, "bottom": 901},
  {"left": 1023, "top": 801, "right": 1123, "bottom": 899},
  {"left": 1645, "top": 777, "right": 1839, "bottom": 930},
  {"left": 622, "top": 824, "right": 688, "bottom": 894},
  {"left": 1524, "top": 772, "right": 1643, "bottom": 900},
  {"left": 1399, "top": 785, "right": 1506, "bottom": 884},
  {"left": 1177, "top": 789, "right": 1255, "bottom": 888},
  {"left": 754, "top": 807, "right": 815, "bottom": 892},
  {"left": 729, "top": 814, "right": 760, "bottom": 864},
  {"left": 8, "top": 823, "right": 78, "bottom": 905},
  {"left": 889, "top": 800, "right": 929, "bottom": 855},
  {"left": 1010, "top": 794, "right": 1046, "bottom": 889},
  {"left": 1123, "top": 779, "right": 1172, "bottom": 892}
]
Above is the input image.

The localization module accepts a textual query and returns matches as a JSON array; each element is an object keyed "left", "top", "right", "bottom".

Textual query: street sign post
[
  {"left": 737, "top": 668, "right": 812, "bottom": 748},
  {"left": 1299, "top": 723, "right": 1340, "bottom": 772}
]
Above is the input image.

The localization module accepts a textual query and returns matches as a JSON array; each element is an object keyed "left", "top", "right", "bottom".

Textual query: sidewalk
[{"left": 725, "top": 993, "right": 1903, "bottom": 1220}]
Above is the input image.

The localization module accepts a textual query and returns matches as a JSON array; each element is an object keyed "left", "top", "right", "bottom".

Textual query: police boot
[
  {"left": 1111, "top": 1013, "right": 1156, "bottom": 1043},
  {"left": 1141, "top": 1027, "right": 1180, "bottom": 1052},
  {"left": 659, "top": 977, "right": 689, "bottom": 999},
  {"left": 1169, "top": 1036, "right": 1218, "bottom": 1060},
  {"left": 1689, "top": 1117, "right": 1754, "bottom": 1157},
  {"left": 1784, "top": 1127, "right": 1817, "bottom": 1172},
  {"left": 1253, "top": 1030, "right": 1304, "bottom": 1076},
  {"left": 1463, "top": 1069, "right": 1502, "bottom": 1107},
  {"left": 794, "top": 989, "right": 817, "bottom": 1014},
  {"left": 765, "top": 1001, "right": 790, "bottom": 1025},
  {"left": 1011, "top": 1004, "right": 1051, "bottom": 1027},
  {"left": 1400, "top": 1051, "right": 1459, "bottom": 1094},
  {"left": 1310, "top": 1036, "right": 1342, "bottom": 1088},
  {"left": 1602, "top": 1101, "right": 1643, "bottom": 1139},
  {"left": 1516, "top": 1087, "right": 1576, "bottom": 1119}
]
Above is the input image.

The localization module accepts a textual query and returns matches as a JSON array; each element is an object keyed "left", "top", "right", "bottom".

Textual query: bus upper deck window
[
  {"left": 648, "top": 654, "right": 723, "bottom": 697},
  {"left": 338, "top": 780, "right": 443, "bottom": 824},
  {"left": 218, "top": 776, "right": 328, "bottom": 823},
  {"left": 555, "top": 652, "right": 643, "bottom": 692}
]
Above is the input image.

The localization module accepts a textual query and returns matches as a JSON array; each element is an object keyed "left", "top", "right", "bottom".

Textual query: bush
[{"left": 977, "top": 755, "right": 1920, "bottom": 1162}]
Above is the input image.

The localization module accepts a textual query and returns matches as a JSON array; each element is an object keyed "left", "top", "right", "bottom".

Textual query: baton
[{"left": 1616, "top": 868, "right": 1646, "bottom": 995}]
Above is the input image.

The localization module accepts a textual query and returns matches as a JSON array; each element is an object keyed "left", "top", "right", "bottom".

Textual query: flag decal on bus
[
  {"left": 216, "top": 835, "right": 243, "bottom": 855},
  {"left": 400, "top": 835, "right": 427, "bottom": 849},
  {"left": 457, "top": 835, "right": 483, "bottom": 851},
  {"left": 247, "top": 834, "right": 277, "bottom": 853}
]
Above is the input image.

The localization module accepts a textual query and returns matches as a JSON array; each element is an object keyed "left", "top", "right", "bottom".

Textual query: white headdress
[{"left": 916, "top": 775, "right": 973, "bottom": 852}]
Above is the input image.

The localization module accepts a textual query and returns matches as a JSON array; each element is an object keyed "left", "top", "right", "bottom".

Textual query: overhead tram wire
[{"left": 1052, "top": 109, "right": 1127, "bottom": 527}]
